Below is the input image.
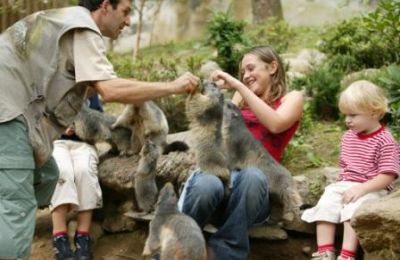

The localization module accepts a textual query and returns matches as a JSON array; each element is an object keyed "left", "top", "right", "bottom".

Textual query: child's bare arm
[{"left": 342, "top": 173, "right": 396, "bottom": 204}]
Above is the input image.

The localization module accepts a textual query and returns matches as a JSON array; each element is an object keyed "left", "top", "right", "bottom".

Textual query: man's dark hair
[{"left": 78, "top": 0, "right": 120, "bottom": 11}]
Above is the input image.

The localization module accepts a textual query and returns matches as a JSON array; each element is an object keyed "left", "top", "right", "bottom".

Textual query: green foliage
[
  {"left": 377, "top": 65, "right": 400, "bottom": 139},
  {"left": 319, "top": 0, "right": 400, "bottom": 70},
  {"left": 283, "top": 102, "right": 323, "bottom": 170},
  {"left": 325, "top": 54, "right": 360, "bottom": 74},
  {"left": 107, "top": 53, "right": 134, "bottom": 78},
  {"left": 206, "top": 12, "right": 248, "bottom": 75},
  {"left": 185, "top": 55, "right": 203, "bottom": 74},
  {"left": 246, "top": 17, "right": 296, "bottom": 54},
  {"left": 157, "top": 95, "right": 189, "bottom": 133},
  {"left": 291, "top": 64, "right": 344, "bottom": 120},
  {"left": 286, "top": 26, "right": 322, "bottom": 53},
  {"left": 363, "top": 0, "right": 400, "bottom": 60},
  {"left": 282, "top": 118, "right": 343, "bottom": 174},
  {"left": 284, "top": 134, "right": 324, "bottom": 169}
]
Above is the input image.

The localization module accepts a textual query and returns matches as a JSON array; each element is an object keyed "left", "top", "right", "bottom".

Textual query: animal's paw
[
  {"left": 223, "top": 185, "right": 231, "bottom": 199},
  {"left": 215, "top": 170, "right": 230, "bottom": 185},
  {"left": 216, "top": 170, "right": 231, "bottom": 198}
]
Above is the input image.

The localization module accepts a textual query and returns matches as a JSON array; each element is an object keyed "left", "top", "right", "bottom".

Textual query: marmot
[
  {"left": 112, "top": 101, "right": 188, "bottom": 156},
  {"left": 73, "top": 105, "right": 114, "bottom": 145},
  {"left": 134, "top": 139, "right": 159, "bottom": 214},
  {"left": 222, "top": 101, "right": 303, "bottom": 224},
  {"left": 185, "top": 80, "right": 230, "bottom": 196},
  {"left": 142, "top": 182, "right": 207, "bottom": 260},
  {"left": 73, "top": 105, "right": 131, "bottom": 155}
]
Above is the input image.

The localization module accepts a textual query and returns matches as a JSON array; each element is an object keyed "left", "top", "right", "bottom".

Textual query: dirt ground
[{"left": 31, "top": 209, "right": 316, "bottom": 260}]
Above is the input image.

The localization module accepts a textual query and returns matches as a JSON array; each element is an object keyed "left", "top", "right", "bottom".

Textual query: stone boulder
[
  {"left": 352, "top": 190, "right": 400, "bottom": 259},
  {"left": 294, "top": 166, "right": 339, "bottom": 206},
  {"left": 284, "top": 48, "right": 326, "bottom": 76}
]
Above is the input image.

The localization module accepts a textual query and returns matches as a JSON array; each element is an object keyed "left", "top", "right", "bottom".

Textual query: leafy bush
[
  {"left": 246, "top": 17, "right": 296, "bottom": 54},
  {"left": 107, "top": 52, "right": 134, "bottom": 78},
  {"left": 319, "top": 18, "right": 387, "bottom": 70},
  {"left": 376, "top": 65, "right": 400, "bottom": 139},
  {"left": 293, "top": 0, "right": 400, "bottom": 122},
  {"left": 320, "top": 0, "right": 400, "bottom": 71},
  {"left": 363, "top": 0, "right": 400, "bottom": 62},
  {"left": 291, "top": 64, "right": 344, "bottom": 120},
  {"left": 319, "top": 0, "right": 400, "bottom": 70},
  {"left": 325, "top": 54, "right": 360, "bottom": 74},
  {"left": 283, "top": 102, "right": 324, "bottom": 169},
  {"left": 206, "top": 12, "right": 247, "bottom": 75}
]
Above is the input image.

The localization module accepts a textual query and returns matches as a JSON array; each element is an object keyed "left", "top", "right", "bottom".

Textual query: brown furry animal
[
  {"left": 222, "top": 101, "right": 303, "bottom": 224},
  {"left": 142, "top": 182, "right": 207, "bottom": 260},
  {"left": 135, "top": 139, "right": 159, "bottom": 214},
  {"left": 112, "top": 101, "right": 188, "bottom": 156},
  {"left": 73, "top": 105, "right": 131, "bottom": 155},
  {"left": 185, "top": 80, "right": 231, "bottom": 197}
]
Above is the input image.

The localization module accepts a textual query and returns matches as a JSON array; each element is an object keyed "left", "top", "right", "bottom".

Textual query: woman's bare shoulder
[{"left": 282, "top": 90, "right": 304, "bottom": 102}]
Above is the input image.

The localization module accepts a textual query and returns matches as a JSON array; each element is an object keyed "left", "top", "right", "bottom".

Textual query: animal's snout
[{"left": 200, "top": 80, "right": 220, "bottom": 96}]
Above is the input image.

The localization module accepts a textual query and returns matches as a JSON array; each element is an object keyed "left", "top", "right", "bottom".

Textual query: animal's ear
[{"left": 226, "top": 102, "right": 240, "bottom": 117}]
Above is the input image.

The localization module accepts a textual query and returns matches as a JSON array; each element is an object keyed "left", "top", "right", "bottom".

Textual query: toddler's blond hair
[{"left": 339, "top": 80, "right": 389, "bottom": 119}]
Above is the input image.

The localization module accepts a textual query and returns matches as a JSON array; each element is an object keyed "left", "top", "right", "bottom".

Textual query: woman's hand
[{"left": 211, "top": 70, "right": 242, "bottom": 90}]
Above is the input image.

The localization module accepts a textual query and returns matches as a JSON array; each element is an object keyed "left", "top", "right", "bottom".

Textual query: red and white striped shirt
[{"left": 338, "top": 126, "right": 399, "bottom": 189}]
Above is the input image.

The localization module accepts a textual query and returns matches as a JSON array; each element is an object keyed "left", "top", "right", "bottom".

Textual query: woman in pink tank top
[
  {"left": 178, "top": 46, "right": 304, "bottom": 260},
  {"left": 212, "top": 46, "right": 304, "bottom": 162}
]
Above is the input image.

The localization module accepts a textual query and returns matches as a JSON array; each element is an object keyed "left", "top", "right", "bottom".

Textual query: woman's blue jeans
[{"left": 178, "top": 167, "right": 270, "bottom": 260}]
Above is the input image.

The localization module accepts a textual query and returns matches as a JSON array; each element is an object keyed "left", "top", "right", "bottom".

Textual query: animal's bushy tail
[{"left": 163, "top": 141, "right": 190, "bottom": 154}]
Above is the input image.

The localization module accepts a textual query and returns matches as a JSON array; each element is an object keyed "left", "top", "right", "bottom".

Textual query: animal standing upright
[
  {"left": 222, "top": 101, "right": 303, "bottom": 225},
  {"left": 73, "top": 105, "right": 132, "bottom": 156},
  {"left": 134, "top": 139, "right": 159, "bottom": 214},
  {"left": 142, "top": 182, "right": 207, "bottom": 260},
  {"left": 185, "top": 80, "right": 231, "bottom": 197},
  {"left": 112, "top": 101, "right": 188, "bottom": 156}
]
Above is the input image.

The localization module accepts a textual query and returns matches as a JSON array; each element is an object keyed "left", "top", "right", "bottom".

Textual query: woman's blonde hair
[
  {"left": 338, "top": 80, "right": 389, "bottom": 119},
  {"left": 238, "top": 46, "right": 286, "bottom": 106}
]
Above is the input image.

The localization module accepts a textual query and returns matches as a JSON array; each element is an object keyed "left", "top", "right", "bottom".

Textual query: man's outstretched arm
[{"left": 94, "top": 72, "right": 199, "bottom": 104}]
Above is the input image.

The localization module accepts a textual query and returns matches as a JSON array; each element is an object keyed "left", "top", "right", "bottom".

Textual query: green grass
[{"left": 282, "top": 121, "right": 343, "bottom": 174}]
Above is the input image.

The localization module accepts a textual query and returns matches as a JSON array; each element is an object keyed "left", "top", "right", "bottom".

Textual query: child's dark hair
[{"left": 78, "top": 0, "right": 120, "bottom": 11}]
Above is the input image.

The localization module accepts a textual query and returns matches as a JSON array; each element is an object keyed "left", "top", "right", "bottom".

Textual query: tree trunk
[
  {"left": 251, "top": 0, "right": 283, "bottom": 24},
  {"left": 133, "top": 0, "right": 146, "bottom": 60},
  {"left": 149, "top": 0, "right": 164, "bottom": 46}
]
